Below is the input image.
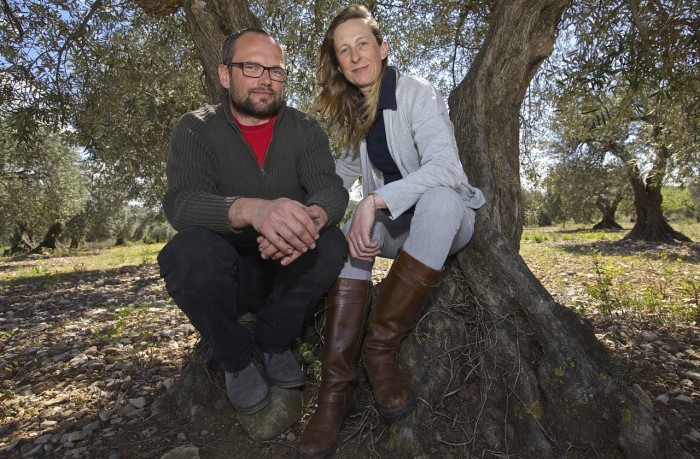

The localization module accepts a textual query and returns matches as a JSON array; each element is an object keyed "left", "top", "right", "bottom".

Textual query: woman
[{"left": 298, "top": 5, "right": 485, "bottom": 458}]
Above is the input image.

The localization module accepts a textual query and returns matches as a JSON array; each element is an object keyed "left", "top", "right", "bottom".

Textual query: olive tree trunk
[
  {"left": 390, "top": 0, "right": 682, "bottom": 457},
  {"left": 592, "top": 195, "right": 623, "bottom": 231},
  {"left": 625, "top": 173, "right": 691, "bottom": 242}
]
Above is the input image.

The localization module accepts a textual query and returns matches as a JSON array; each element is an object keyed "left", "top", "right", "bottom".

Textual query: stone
[
  {"left": 655, "top": 393, "right": 670, "bottom": 405},
  {"left": 128, "top": 397, "right": 147, "bottom": 409},
  {"left": 65, "top": 430, "right": 87, "bottom": 443},
  {"left": 236, "top": 387, "right": 303, "bottom": 441},
  {"left": 69, "top": 353, "right": 89, "bottom": 366},
  {"left": 664, "top": 340, "right": 681, "bottom": 354},
  {"left": 641, "top": 331, "right": 659, "bottom": 342},
  {"left": 160, "top": 444, "right": 200, "bottom": 459},
  {"left": 22, "top": 444, "right": 42, "bottom": 456},
  {"left": 34, "top": 434, "right": 52, "bottom": 445}
]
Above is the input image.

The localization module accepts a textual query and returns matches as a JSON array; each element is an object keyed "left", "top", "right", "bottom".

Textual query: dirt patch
[{"left": 1, "top": 245, "right": 699, "bottom": 458}]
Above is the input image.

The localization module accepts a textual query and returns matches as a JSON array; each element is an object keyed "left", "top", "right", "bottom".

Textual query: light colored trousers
[{"left": 339, "top": 187, "right": 476, "bottom": 280}]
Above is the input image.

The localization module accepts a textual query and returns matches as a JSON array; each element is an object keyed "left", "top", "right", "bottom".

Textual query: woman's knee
[{"left": 415, "top": 187, "right": 463, "bottom": 221}]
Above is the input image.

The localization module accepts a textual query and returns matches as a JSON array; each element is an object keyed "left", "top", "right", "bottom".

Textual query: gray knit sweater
[{"left": 163, "top": 100, "right": 348, "bottom": 249}]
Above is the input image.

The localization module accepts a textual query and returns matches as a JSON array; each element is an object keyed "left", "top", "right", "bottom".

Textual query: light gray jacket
[{"left": 335, "top": 72, "right": 485, "bottom": 219}]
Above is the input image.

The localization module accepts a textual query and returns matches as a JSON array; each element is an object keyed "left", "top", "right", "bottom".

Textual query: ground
[{"left": 1, "top": 227, "right": 699, "bottom": 458}]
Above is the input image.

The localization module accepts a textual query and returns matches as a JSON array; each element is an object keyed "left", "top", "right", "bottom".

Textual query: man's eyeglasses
[{"left": 227, "top": 62, "right": 288, "bottom": 82}]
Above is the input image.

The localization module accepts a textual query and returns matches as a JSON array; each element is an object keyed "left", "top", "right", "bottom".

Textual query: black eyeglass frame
[{"left": 226, "top": 62, "right": 289, "bottom": 82}]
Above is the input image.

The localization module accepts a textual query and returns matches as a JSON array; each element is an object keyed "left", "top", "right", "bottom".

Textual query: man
[{"left": 157, "top": 29, "right": 349, "bottom": 415}]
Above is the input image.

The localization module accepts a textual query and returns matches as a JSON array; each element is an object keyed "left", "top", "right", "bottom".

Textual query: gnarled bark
[
  {"left": 421, "top": 0, "right": 682, "bottom": 456},
  {"left": 392, "top": 225, "right": 679, "bottom": 457}
]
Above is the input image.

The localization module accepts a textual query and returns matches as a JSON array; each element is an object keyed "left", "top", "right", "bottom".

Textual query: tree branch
[
  {"left": 624, "top": 0, "right": 650, "bottom": 46},
  {"left": 1, "top": 0, "right": 23, "bottom": 40},
  {"left": 132, "top": 0, "right": 182, "bottom": 16},
  {"left": 55, "top": 0, "right": 105, "bottom": 91}
]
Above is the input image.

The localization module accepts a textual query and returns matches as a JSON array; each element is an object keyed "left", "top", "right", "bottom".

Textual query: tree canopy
[{"left": 2, "top": 0, "right": 697, "bottom": 245}]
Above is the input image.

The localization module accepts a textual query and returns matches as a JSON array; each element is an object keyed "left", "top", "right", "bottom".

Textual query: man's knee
[
  {"left": 313, "top": 226, "right": 349, "bottom": 269},
  {"left": 158, "top": 227, "right": 239, "bottom": 282}
]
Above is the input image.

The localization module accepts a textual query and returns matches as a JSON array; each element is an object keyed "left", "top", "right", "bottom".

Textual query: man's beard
[{"left": 229, "top": 86, "right": 283, "bottom": 118}]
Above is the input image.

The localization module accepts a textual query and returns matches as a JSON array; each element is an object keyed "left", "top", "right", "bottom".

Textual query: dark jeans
[{"left": 157, "top": 226, "right": 347, "bottom": 372}]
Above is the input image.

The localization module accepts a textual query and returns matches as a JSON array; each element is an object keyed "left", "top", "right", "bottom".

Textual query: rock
[
  {"left": 84, "top": 346, "right": 99, "bottom": 356},
  {"left": 34, "top": 434, "right": 52, "bottom": 445},
  {"left": 21, "top": 444, "right": 42, "bottom": 456},
  {"left": 140, "top": 427, "right": 158, "bottom": 438},
  {"left": 641, "top": 331, "right": 659, "bottom": 342},
  {"left": 236, "top": 387, "right": 303, "bottom": 441},
  {"left": 129, "top": 397, "right": 147, "bottom": 409},
  {"left": 669, "top": 387, "right": 683, "bottom": 396},
  {"left": 655, "top": 393, "right": 670, "bottom": 405},
  {"left": 675, "top": 394, "right": 693, "bottom": 403},
  {"left": 683, "top": 370, "right": 700, "bottom": 381},
  {"left": 65, "top": 430, "right": 87, "bottom": 443},
  {"left": 39, "top": 420, "right": 58, "bottom": 428},
  {"left": 160, "top": 444, "right": 200, "bottom": 459},
  {"left": 69, "top": 353, "right": 89, "bottom": 366},
  {"left": 664, "top": 340, "right": 681, "bottom": 354}
]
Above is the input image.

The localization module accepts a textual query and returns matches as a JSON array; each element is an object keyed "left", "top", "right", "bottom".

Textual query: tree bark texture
[
  {"left": 392, "top": 225, "right": 682, "bottom": 457},
  {"left": 399, "top": 0, "right": 683, "bottom": 456},
  {"left": 448, "top": 0, "right": 566, "bottom": 250}
]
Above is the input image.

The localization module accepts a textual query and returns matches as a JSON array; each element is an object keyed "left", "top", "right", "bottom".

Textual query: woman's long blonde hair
[{"left": 316, "top": 4, "right": 387, "bottom": 152}]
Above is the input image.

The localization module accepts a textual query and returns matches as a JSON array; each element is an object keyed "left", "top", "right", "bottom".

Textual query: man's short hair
[{"left": 221, "top": 28, "right": 275, "bottom": 64}]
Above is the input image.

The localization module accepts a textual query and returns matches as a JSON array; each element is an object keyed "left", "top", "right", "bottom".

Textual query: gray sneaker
[
  {"left": 225, "top": 363, "right": 271, "bottom": 414},
  {"left": 262, "top": 350, "right": 305, "bottom": 388}
]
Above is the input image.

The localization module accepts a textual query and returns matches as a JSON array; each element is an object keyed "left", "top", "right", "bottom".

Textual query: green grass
[
  {"left": 0, "top": 242, "right": 164, "bottom": 286},
  {"left": 521, "top": 220, "right": 700, "bottom": 324}
]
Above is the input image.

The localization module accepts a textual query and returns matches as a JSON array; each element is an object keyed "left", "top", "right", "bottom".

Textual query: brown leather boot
[
  {"left": 363, "top": 250, "right": 441, "bottom": 419},
  {"left": 297, "top": 278, "right": 369, "bottom": 459}
]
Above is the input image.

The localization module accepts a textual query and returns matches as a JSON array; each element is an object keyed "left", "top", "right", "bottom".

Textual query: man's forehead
[{"left": 233, "top": 34, "right": 284, "bottom": 61}]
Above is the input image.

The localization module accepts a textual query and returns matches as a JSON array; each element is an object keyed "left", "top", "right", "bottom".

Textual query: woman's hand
[{"left": 347, "top": 194, "right": 383, "bottom": 261}]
